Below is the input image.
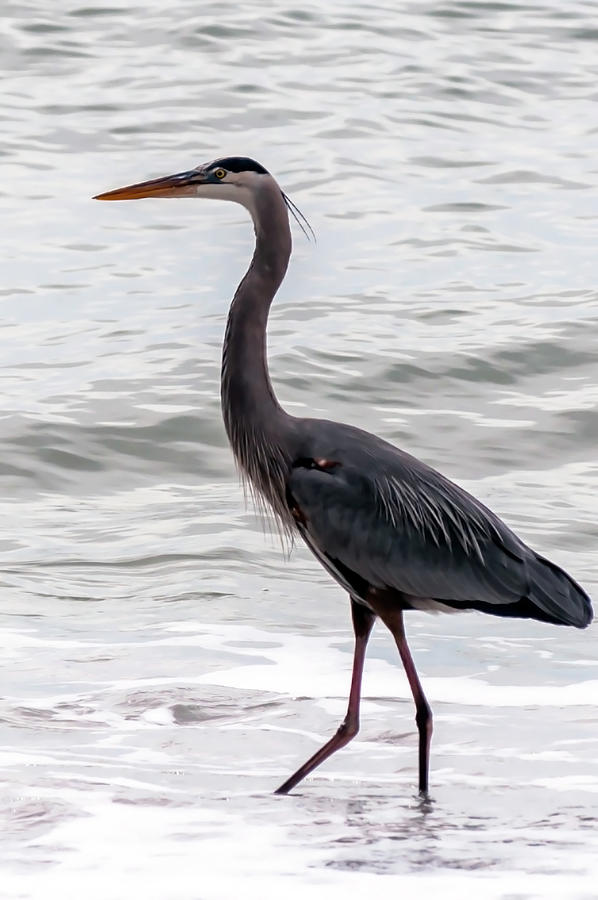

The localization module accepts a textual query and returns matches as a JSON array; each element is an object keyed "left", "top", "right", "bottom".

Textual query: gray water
[{"left": 2, "top": 2, "right": 598, "bottom": 897}]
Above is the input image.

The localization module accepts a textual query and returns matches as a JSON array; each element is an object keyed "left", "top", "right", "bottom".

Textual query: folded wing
[{"left": 288, "top": 446, "right": 592, "bottom": 628}]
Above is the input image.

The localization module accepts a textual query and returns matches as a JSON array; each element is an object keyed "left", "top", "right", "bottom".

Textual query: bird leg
[
  {"left": 372, "top": 603, "right": 433, "bottom": 796},
  {"left": 274, "top": 598, "right": 376, "bottom": 795}
]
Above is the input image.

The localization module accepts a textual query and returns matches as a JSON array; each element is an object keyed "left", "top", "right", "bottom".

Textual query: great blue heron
[{"left": 95, "top": 156, "right": 593, "bottom": 797}]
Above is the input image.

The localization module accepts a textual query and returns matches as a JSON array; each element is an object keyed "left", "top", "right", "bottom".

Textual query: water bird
[{"left": 95, "top": 156, "right": 593, "bottom": 796}]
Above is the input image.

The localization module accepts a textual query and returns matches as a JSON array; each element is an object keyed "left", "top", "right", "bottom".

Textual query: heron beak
[{"left": 93, "top": 169, "right": 204, "bottom": 201}]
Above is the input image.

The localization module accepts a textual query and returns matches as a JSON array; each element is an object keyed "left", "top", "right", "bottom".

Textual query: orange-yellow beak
[{"left": 93, "top": 169, "right": 203, "bottom": 201}]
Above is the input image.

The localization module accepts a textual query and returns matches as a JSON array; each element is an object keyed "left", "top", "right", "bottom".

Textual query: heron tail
[{"left": 527, "top": 552, "right": 593, "bottom": 628}]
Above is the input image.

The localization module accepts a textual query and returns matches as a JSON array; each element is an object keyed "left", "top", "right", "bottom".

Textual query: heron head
[
  {"left": 94, "top": 156, "right": 272, "bottom": 208},
  {"left": 94, "top": 155, "right": 314, "bottom": 239}
]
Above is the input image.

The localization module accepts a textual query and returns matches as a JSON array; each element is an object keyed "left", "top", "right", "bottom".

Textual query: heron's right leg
[{"left": 274, "top": 598, "right": 376, "bottom": 795}]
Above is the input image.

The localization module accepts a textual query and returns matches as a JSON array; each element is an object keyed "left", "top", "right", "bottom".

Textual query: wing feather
[{"left": 288, "top": 435, "right": 591, "bottom": 629}]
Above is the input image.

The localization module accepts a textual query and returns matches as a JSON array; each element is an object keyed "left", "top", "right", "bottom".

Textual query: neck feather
[{"left": 220, "top": 183, "right": 295, "bottom": 530}]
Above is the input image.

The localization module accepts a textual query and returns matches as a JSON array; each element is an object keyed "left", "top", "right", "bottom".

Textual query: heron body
[{"left": 95, "top": 157, "right": 593, "bottom": 796}]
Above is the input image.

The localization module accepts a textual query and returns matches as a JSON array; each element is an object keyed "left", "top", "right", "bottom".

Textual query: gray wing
[{"left": 287, "top": 429, "right": 592, "bottom": 628}]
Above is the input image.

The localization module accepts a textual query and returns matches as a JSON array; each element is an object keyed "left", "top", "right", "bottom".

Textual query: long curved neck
[{"left": 220, "top": 183, "right": 294, "bottom": 521}]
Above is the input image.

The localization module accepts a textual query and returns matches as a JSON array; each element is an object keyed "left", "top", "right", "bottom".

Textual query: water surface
[{"left": 1, "top": 2, "right": 597, "bottom": 897}]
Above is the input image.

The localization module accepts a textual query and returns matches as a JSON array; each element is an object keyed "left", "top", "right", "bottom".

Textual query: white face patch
[
  {"left": 192, "top": 182, "right": 243, "bottom": 202},
  {"left": 192, "top": 169, "right": 273, "bottom": 220}
]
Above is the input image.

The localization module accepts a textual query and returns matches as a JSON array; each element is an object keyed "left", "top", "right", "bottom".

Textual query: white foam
[
  {"left": 184, "top": 623, "right": 598, "bottom": 709},
  {"left": 3, "top": 797, "right": 598, "bottom": 900}
]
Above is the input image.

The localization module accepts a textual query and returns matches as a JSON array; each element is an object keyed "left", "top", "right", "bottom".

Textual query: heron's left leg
[
  {"left": 274, "top": 597, "right": 376, "bottom": 795},
  {"left": 374, "top": 605, "right": 433, "bottom": 796}
]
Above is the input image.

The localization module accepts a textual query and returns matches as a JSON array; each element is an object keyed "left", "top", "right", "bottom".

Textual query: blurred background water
[{"left": 1, "top": 1, "right": 598, "bottom": 897}]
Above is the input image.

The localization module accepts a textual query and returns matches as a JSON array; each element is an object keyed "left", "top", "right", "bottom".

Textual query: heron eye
[{"left": 214, "top": 168, "right": 226, "bottom": 180}]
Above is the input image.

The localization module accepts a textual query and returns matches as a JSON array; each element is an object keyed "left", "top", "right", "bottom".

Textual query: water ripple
[{"left": 1, "top": 1, "right": 598, "bottom": 897}]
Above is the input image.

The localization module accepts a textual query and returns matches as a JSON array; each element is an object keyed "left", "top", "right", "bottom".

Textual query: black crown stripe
[{"left": 210, "top": 156, "right": 269, "bottom": 175}]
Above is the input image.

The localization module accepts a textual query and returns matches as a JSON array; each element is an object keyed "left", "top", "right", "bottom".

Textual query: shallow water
[{"left": 1, "top": 1, "right": 598, "bottom": 897}]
